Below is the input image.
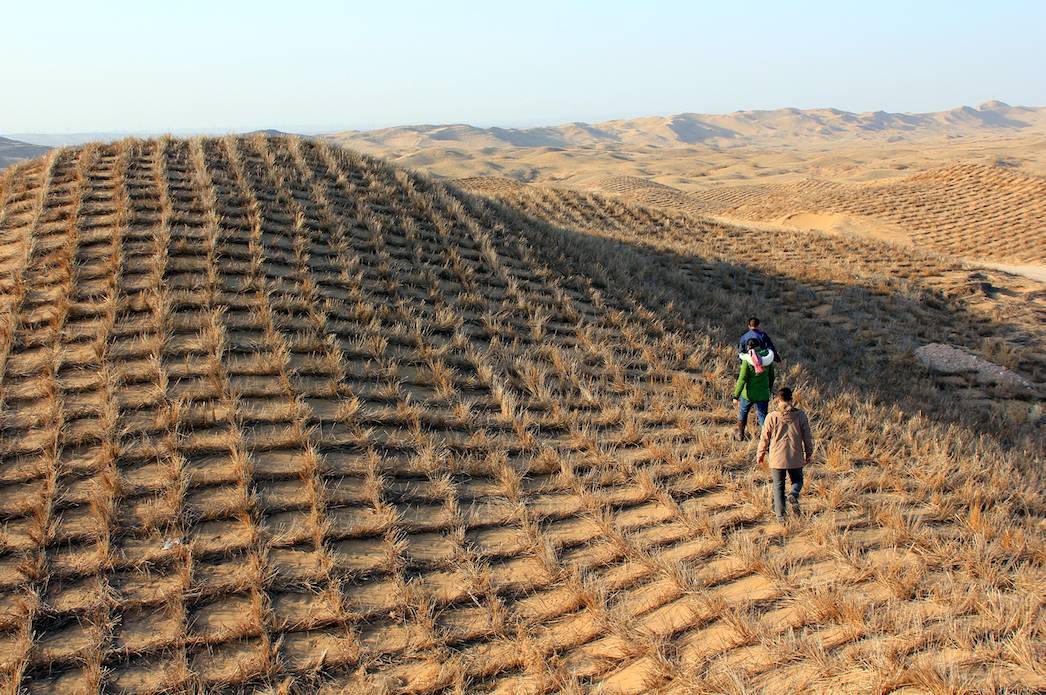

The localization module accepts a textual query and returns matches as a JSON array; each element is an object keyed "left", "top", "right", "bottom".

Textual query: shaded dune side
[
  {"left": 0, "top": 138, "right": 1042, "bottom": 694},
  {"left": 457, "top": 181, "right": 1046, "bottom": 394}
]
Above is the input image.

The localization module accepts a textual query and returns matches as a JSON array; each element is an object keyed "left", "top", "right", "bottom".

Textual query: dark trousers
[
  {"left": 738, "top": 397, "right": 768, "bottom": 427},
  {"left": 771, "top": 467, "right": 804, "bottom": 519}
]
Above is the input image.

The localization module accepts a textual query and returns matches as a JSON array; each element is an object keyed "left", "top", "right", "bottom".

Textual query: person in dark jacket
[
  {"left": 737, "top": 317, "right": 782, "bottom": 362},
  {"left": 757, "top": 387, "right": 814, "bottom": 521},
  {"left": 732, "top": 338, "right": 775, "bottom": 441}
]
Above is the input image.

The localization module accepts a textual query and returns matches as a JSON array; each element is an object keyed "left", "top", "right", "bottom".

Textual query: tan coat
[{"left": 758, "top": 404, "right": 813, "bottom": 469}]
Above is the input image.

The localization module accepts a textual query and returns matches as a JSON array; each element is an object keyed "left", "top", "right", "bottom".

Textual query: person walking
[
  {"left": 737, "top": 317, "right": 782, "bottom": 362},
  {"left": 757, "top": 387, "right": 814, "bottom": 521},
  {"left": 732, "top": 338, "right": 775, "bottom": 440}
]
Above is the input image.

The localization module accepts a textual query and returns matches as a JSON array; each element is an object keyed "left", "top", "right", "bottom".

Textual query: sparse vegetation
[
  {"left": 0, "top": 135, "right": 1042, "bottom": 694},
  {"left": 677, "top": 163, "right": 1046, "bottom": 265}
]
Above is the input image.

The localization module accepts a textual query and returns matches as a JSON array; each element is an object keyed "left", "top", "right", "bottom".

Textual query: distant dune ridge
[
  {"left": 322, "top": 104, "right": 1046, "bottom": 234},
  {"left": 0, "top": 137, "right": 51, "bottom": 171},
  {"left": 328, "top": 102, "right": 1046, "bottom": 271},
  {"left": 330, "top": 101, "right": 1046, "bottom": 151}
]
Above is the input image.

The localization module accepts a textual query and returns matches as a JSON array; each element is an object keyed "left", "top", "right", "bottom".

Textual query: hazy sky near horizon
[{"left": 4, "top": 0, "right": 1044, "bottom": 134}]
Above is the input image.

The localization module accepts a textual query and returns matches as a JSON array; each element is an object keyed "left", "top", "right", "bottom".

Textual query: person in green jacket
[{"left": 732, "top": 338, "right": 775, "bottom": 441}]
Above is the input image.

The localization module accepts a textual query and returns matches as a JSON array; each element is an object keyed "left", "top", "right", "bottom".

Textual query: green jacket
[{"left": 733, "top": 350, "right": 775, "bottom": 402}]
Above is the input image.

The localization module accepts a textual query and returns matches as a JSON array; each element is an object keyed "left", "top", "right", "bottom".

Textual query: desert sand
[
  {"left": 645, "top": 163, "right": 1046, "bottom": 266},
  {"left": 327, "top": 102, "right": 1046, "bottom": 187},
  {"left": 326, "top": 103, "right": 1046, "bottom": 273},
  {"left": 0, "top": 135, "right": 1042, "bottom": 693}
]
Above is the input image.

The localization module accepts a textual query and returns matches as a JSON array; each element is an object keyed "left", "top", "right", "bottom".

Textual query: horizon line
[{"left": 4, "top": 99, "right": 1041, "bottom": 142}]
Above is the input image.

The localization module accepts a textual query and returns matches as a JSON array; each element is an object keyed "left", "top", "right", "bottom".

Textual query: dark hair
[
  {"left": 777, "top": 387, "right": 793, "bottom": 402},
  {"left": 748, "top": 317, "right": 760, "bottom": 328},
  {"left": 746, "top": 338, "right": 760, "bottom": 351}
]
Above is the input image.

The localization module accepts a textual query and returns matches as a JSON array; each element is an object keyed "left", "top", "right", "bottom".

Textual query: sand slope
[
  {"left": 460, "top": 178, "right": 1046, "bottom": 393},
  {"left": 0, "top": 137, "right": 51, "bottom": 172},
  {"left": 681, "top": 163, "right": 1046, "bottom": 264},
  {"left": 0, "top": 137, "right": 1043, "bottom": 693}
]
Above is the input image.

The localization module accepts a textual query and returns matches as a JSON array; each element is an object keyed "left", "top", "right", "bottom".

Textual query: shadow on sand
[{"left": 455, "top": 187, "right": 1044, "bottom": 462}]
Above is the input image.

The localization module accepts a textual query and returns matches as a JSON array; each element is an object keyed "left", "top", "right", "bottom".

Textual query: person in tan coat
[{"left": 757, "top": 387, "right": 814, "bottom": 521}]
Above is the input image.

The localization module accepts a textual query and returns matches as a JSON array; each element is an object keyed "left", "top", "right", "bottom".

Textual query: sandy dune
[
  {"left": 0, "top": 136, "right": 1042, "bottom": 693},
  {"left": 599, "top": 163, "right": 1045, "bottom": 266},
  {"left": 339, "top": 104, "right": 1045, "bottom": 271},
  {"left": 326, "top": 103, "right": 1046, "bottom": 191},
  {"left": 332, "top": 101, "right": 1046, "bottom": 152},
  {"left": 0, "top": 137, "right": 51, "bottom": 171}
]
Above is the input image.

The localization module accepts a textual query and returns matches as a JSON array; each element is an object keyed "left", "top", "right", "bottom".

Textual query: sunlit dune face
[{"left": 0, "top": 136, "right": 1042, "bottom": 693}]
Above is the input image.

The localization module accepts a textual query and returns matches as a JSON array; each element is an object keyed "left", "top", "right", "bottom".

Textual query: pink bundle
[{"left": 748, "top": 349, "right": 764, "bottom": 373}]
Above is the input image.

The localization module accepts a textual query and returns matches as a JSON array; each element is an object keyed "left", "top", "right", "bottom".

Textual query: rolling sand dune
[
  {"left": 363, "top": 133, "right": 1046, "bottom": 191},
  {"left": 327, "top": 104, "right": 1046, "bottom": 280},
  {"left": 333, "top": 102, "right": 1046, "bottom": 152},
  {"left": 460, "top": 179, "right": 1046, "bottom": 377},
  {"left": 327, "top": 103, "right": 1046, "bottom": 193},
  {"left": 584, "top": 176, "right": 698, "bottom": 210},
  {"left": 680, "top": 163, "right": 1046, "bottom": 265},
  {"left": 0, "top": 136, "right": 1043, "bottom": 693},
  {"left": 0, "top": 137, "right": 51, "bottom": 172}
]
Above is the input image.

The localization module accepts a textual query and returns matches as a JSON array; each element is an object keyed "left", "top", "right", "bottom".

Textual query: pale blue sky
[{"left": 3, "top": 0, "right": 1043, "bottom": 134}]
